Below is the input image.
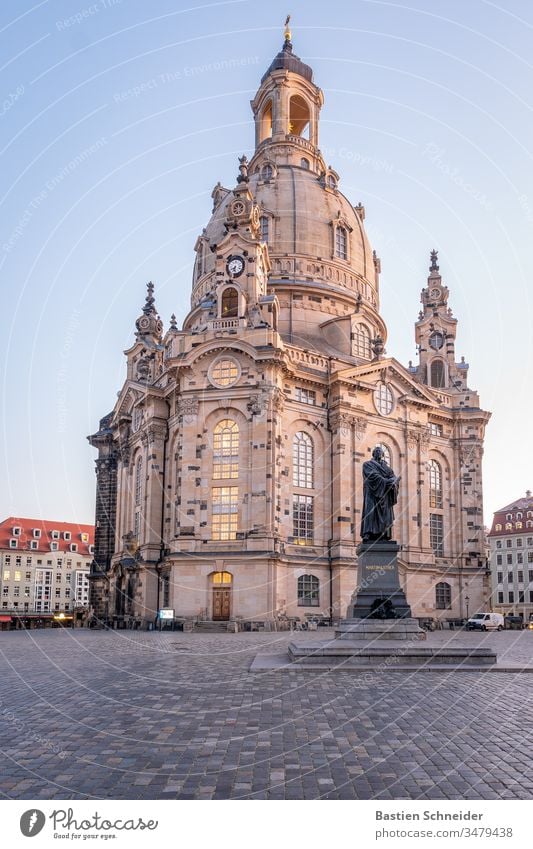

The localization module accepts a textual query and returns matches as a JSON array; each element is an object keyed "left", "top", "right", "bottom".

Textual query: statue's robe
[{"left": 360, "top": 458, "right": 399, "bottom": 541}]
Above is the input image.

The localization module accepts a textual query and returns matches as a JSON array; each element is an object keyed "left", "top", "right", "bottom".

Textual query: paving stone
[{"left": 0, "top": 629, "right": 531, "bottom": 799}]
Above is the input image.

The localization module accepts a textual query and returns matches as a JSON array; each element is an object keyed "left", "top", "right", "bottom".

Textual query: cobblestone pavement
[{"left": 0, "top": 628, "right": 532, "bottom": 800}]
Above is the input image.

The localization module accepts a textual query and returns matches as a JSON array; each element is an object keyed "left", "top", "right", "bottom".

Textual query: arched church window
[
  {"left": 196, "top": 243, "right": 205, "bottom": 279},
  {"left": 213, "top": 420, "right": 239, "bottom": 480},
  {"left": 135, "top": 457, "right": 143, "bottom": 506},
  {"left": 335, "top": 226, "right": 347, "bottom": 260},
  {"left": 435, "top": 581, "right": 451, "bottom": 609},
  {"left": 221, "top": 287, "right": 239, "bottom": 318},
  {"left": 376, "top": 443, "right": 392, "bottom": 467},
  {"left": 261, "top": 163, "right": 273, "bottom": 180},
  {"left": 374, "top": 382, "right": 394, "bottom": 416},
  {"left": 327, "top": 174, "right": 337, "bottom": 190},
  {"left": 428, "top": 459, "right": 443, "bottom": 508},
  {"left": 430, "top": 359, "right": 445, "bottom": 388},
  {"left": 293, "top": 432, "right": 314, "bottom": 488},
  {"left": 260, "top": 215, "right": 269, "bottom": 242},
  {"left": 297, "top": 574, "right": 319, "bottom": 607},
  {"left": 301, "top": 158, "right": 310, "bottom": 169},
  {"left": 288, "top": 95, "right": 310, "bottom": 138},
  {"left": 260, "top": 100, "right": 272, "bottom": 142},
  {"left": 353, "top": 324, "right": 371, "bottom": 358}
]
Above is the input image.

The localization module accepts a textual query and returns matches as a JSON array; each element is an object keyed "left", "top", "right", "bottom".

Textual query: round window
[
  {"left": 209, "top": 358, "right": 240, "bottom": 387},
  {"left": 374, "top": 382, "right": 394, "bottom": 416},
  {"left": 429, "top": 330, "right": 445, "bottom": 350}
]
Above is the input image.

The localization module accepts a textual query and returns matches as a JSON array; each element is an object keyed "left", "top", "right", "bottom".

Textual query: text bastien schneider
[{"left": 376, "top": 810, "right": 483, "bottom": 821}]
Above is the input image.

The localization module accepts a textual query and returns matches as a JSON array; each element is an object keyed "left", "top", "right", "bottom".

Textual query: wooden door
[{"left": 213, "top": 589, "right": 231, "bottom": 621}]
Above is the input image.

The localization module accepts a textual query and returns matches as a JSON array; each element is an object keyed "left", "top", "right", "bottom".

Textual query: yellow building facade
[{"left": 89, "top": 34, "right": 491, "bottom": 628}]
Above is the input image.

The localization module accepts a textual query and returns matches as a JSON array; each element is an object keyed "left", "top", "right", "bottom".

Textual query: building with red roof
[{"left": 0, "top": 517, "right": 95, "bottom": 629}]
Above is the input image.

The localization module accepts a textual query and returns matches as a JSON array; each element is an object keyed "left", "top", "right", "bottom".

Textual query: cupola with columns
[{"left": 189, "top": 19, "right": 386, "bottom": 363}]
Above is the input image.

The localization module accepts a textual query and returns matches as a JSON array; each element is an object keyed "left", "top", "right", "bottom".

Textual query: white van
[{"left": 466, "top": 612, "right": 504, "bottom": 632}]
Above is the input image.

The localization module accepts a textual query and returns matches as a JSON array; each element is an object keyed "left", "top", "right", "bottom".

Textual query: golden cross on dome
[{"left": 284, "top": 14, "right": 291, "bottom": 43}]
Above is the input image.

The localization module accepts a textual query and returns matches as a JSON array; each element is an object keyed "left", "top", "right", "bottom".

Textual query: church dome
[
  {"left": 188, "top": 30, "right": 385, "bottom": 348},
  {"left": 197, "top": 166, "right": 378, "bottom": 310}
]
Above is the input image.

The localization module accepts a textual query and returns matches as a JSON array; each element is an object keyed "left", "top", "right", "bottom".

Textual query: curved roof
[
  {"left": 196, "top": 165, "right": 376, "bottom": 307},
  {"left": 261, "top": 41, "right": 313, "bottom": 83}
]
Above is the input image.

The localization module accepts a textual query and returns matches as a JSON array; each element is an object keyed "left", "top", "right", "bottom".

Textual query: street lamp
[{"left": 465, "top": 594, "right": 470, "bottom": 619}]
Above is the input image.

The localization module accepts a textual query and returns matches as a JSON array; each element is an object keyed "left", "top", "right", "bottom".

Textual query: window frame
[{"left": 297, "top": 574, "right": 320, "bottom": 607}]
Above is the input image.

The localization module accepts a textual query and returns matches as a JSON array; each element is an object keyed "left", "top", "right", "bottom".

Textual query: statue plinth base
[
  {"left": 335, "top": 618, "right": 425, "bottom": 641},
  {"left": 347, "top": 540, "right": 412, "bottom": 620}
]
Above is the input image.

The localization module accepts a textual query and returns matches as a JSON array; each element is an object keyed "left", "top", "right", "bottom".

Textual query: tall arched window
[
  {"left": 196, "top": 243, "right": 205, "bottom": 279},
  {"left": 134, "top": 456, "right": 143, "bottom": 540},
  {"left": 260, "top": 100, "right": 272, "bottom": 141},
  {"left": 293, "top": 432, "right": 313, "bottom": 488},
  {"left": 298, "top": 574, "right": 319, "bottom": 607},
  {"left": 435, "top": 581, "right": 451, "bottom": 609},
  {"left": 335, "top": 226, "right": 347, "bottom": 260},
  {"left": 288, "top": 95, "right": 310, "bottom": 138},
  {"left": 428, "top": 459, "right": 443, "bottom": 508},
  {"left": 293, "top": 432, "right": 314, "bottom": 545},
  {"left": 260, "top": 215, "right": 269, "bottom": 242},
  {"left": 430, "top": 359, "right": 445, "bottom": 388},
  {"left": 213, "top": 420, "right": 239, "bottom": 480},
  {"left": 221, "top": 287, "right": 238, "bottom": 318},
  {"left": 261, "top": 163, "right": 273, "bottom": 180},
  {"left": 353, "top": 324, "right": 371, "bottom": 358},
  {"left": 135, "top": 457, "right": 143, "bottom": 506}
]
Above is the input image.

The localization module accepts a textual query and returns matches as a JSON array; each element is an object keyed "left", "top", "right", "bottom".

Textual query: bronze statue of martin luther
[{"left": 360, "top": 446, "right": 401, "bottom": 542}]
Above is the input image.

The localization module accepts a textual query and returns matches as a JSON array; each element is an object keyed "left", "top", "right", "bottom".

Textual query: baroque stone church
[{"left": 88, "top": 28, "right": 491, "bottom": 627}]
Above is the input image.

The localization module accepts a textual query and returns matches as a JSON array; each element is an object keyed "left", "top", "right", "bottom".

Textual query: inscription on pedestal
[{"left": 347, "top": 540, "right": 412, "bottom": 619}]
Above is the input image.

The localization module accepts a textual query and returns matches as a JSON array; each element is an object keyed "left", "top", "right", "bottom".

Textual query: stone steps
[
  {"left": 287, "top": 640, "right": 497, "bottom": 668},
  {"left": 193, "top": 620, "right": 233, "bottom": 633}
]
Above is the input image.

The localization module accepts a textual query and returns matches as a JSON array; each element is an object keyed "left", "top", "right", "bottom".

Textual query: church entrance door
[{"left": 211, "top": 571, "right": 232, "bottom": 621}]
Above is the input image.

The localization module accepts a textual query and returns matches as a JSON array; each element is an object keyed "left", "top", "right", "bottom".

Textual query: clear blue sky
[{"left": 1, "top": 0, "right": 532, "bottom": 525}]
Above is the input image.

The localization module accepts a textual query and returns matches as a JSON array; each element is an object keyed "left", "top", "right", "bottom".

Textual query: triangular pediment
[
  {"left": 334, "top": 357, "right": 439, "bottom": 406},
  {"left": 113, "top": 384, "right": 144, "bottom": 422}
]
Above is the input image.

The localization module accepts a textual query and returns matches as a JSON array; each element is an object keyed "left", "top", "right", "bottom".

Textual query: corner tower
[{"left": 413, "top": 250, "right": 469, "bottom": 392}]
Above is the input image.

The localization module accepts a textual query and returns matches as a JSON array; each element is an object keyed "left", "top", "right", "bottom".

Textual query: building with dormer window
[
  {"left": 88, "top": 29, "right": 490, "bottom": 628},
  {"left": 0, "top": 517, "right": 93, "bottom": 629}
]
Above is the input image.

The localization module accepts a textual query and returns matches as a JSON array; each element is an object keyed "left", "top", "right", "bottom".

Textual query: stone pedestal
[
  {"left": 347, "top": 540, "right": 411, "bottom": 619},
  {"left": 336, "top": 618, "right": 425, "bottom": 641}
]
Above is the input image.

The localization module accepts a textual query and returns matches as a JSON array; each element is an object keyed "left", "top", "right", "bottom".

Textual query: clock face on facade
[
  {"left": 429, "top": 330, "right": 445, "bottom": 350},
  {"left": 430, "top": 288, "right": 441, "bottom": 300},
  {"left": 231, "top": 200, "right": 245, "bottom": 216},
  {"left": 226, "top": 255, "right": 245, "bottom": 277}
]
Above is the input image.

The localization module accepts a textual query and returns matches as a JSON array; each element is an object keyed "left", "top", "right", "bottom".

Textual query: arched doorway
[{"left": 211, "top": 571, "right": 232, "bottom": 621}]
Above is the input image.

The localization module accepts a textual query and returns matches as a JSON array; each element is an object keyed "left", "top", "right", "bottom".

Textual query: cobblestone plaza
[{"left": 0, "top": 629, "right": 532, "bottom": 800}]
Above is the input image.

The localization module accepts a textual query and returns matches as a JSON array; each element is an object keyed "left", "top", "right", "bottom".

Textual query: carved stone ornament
[
  {"left": 330, "top": 411, "right": 351, "bottom": 436},
  {"left": 268, "top": 387, "right": 285, "bottom": 413},
  {"left": 148, "top": 423, "right": 168, "bottom": 444},
  {"left": 177, "top": 397, "right": 200, "bottom": 419},
  {"left": 406, "top": 429, "right": 419, "bottom": 451},
  {"left": 460, "top": 443, "right": 483, "bottom": 467},
  {"left": 136, "top": 356, "right": 151, "bottom": 382},
  {"left": 419, "top": 430, "right": 430, "bottom": 454},
  {"left": 247, "top": 394, "right": 266, "bottom": 416},
  {"left": 116, "top": 439, "right": 131, "bottom": 466},
  {"left": 353, "top": 416, "right": 367, "bottom": 441}
]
